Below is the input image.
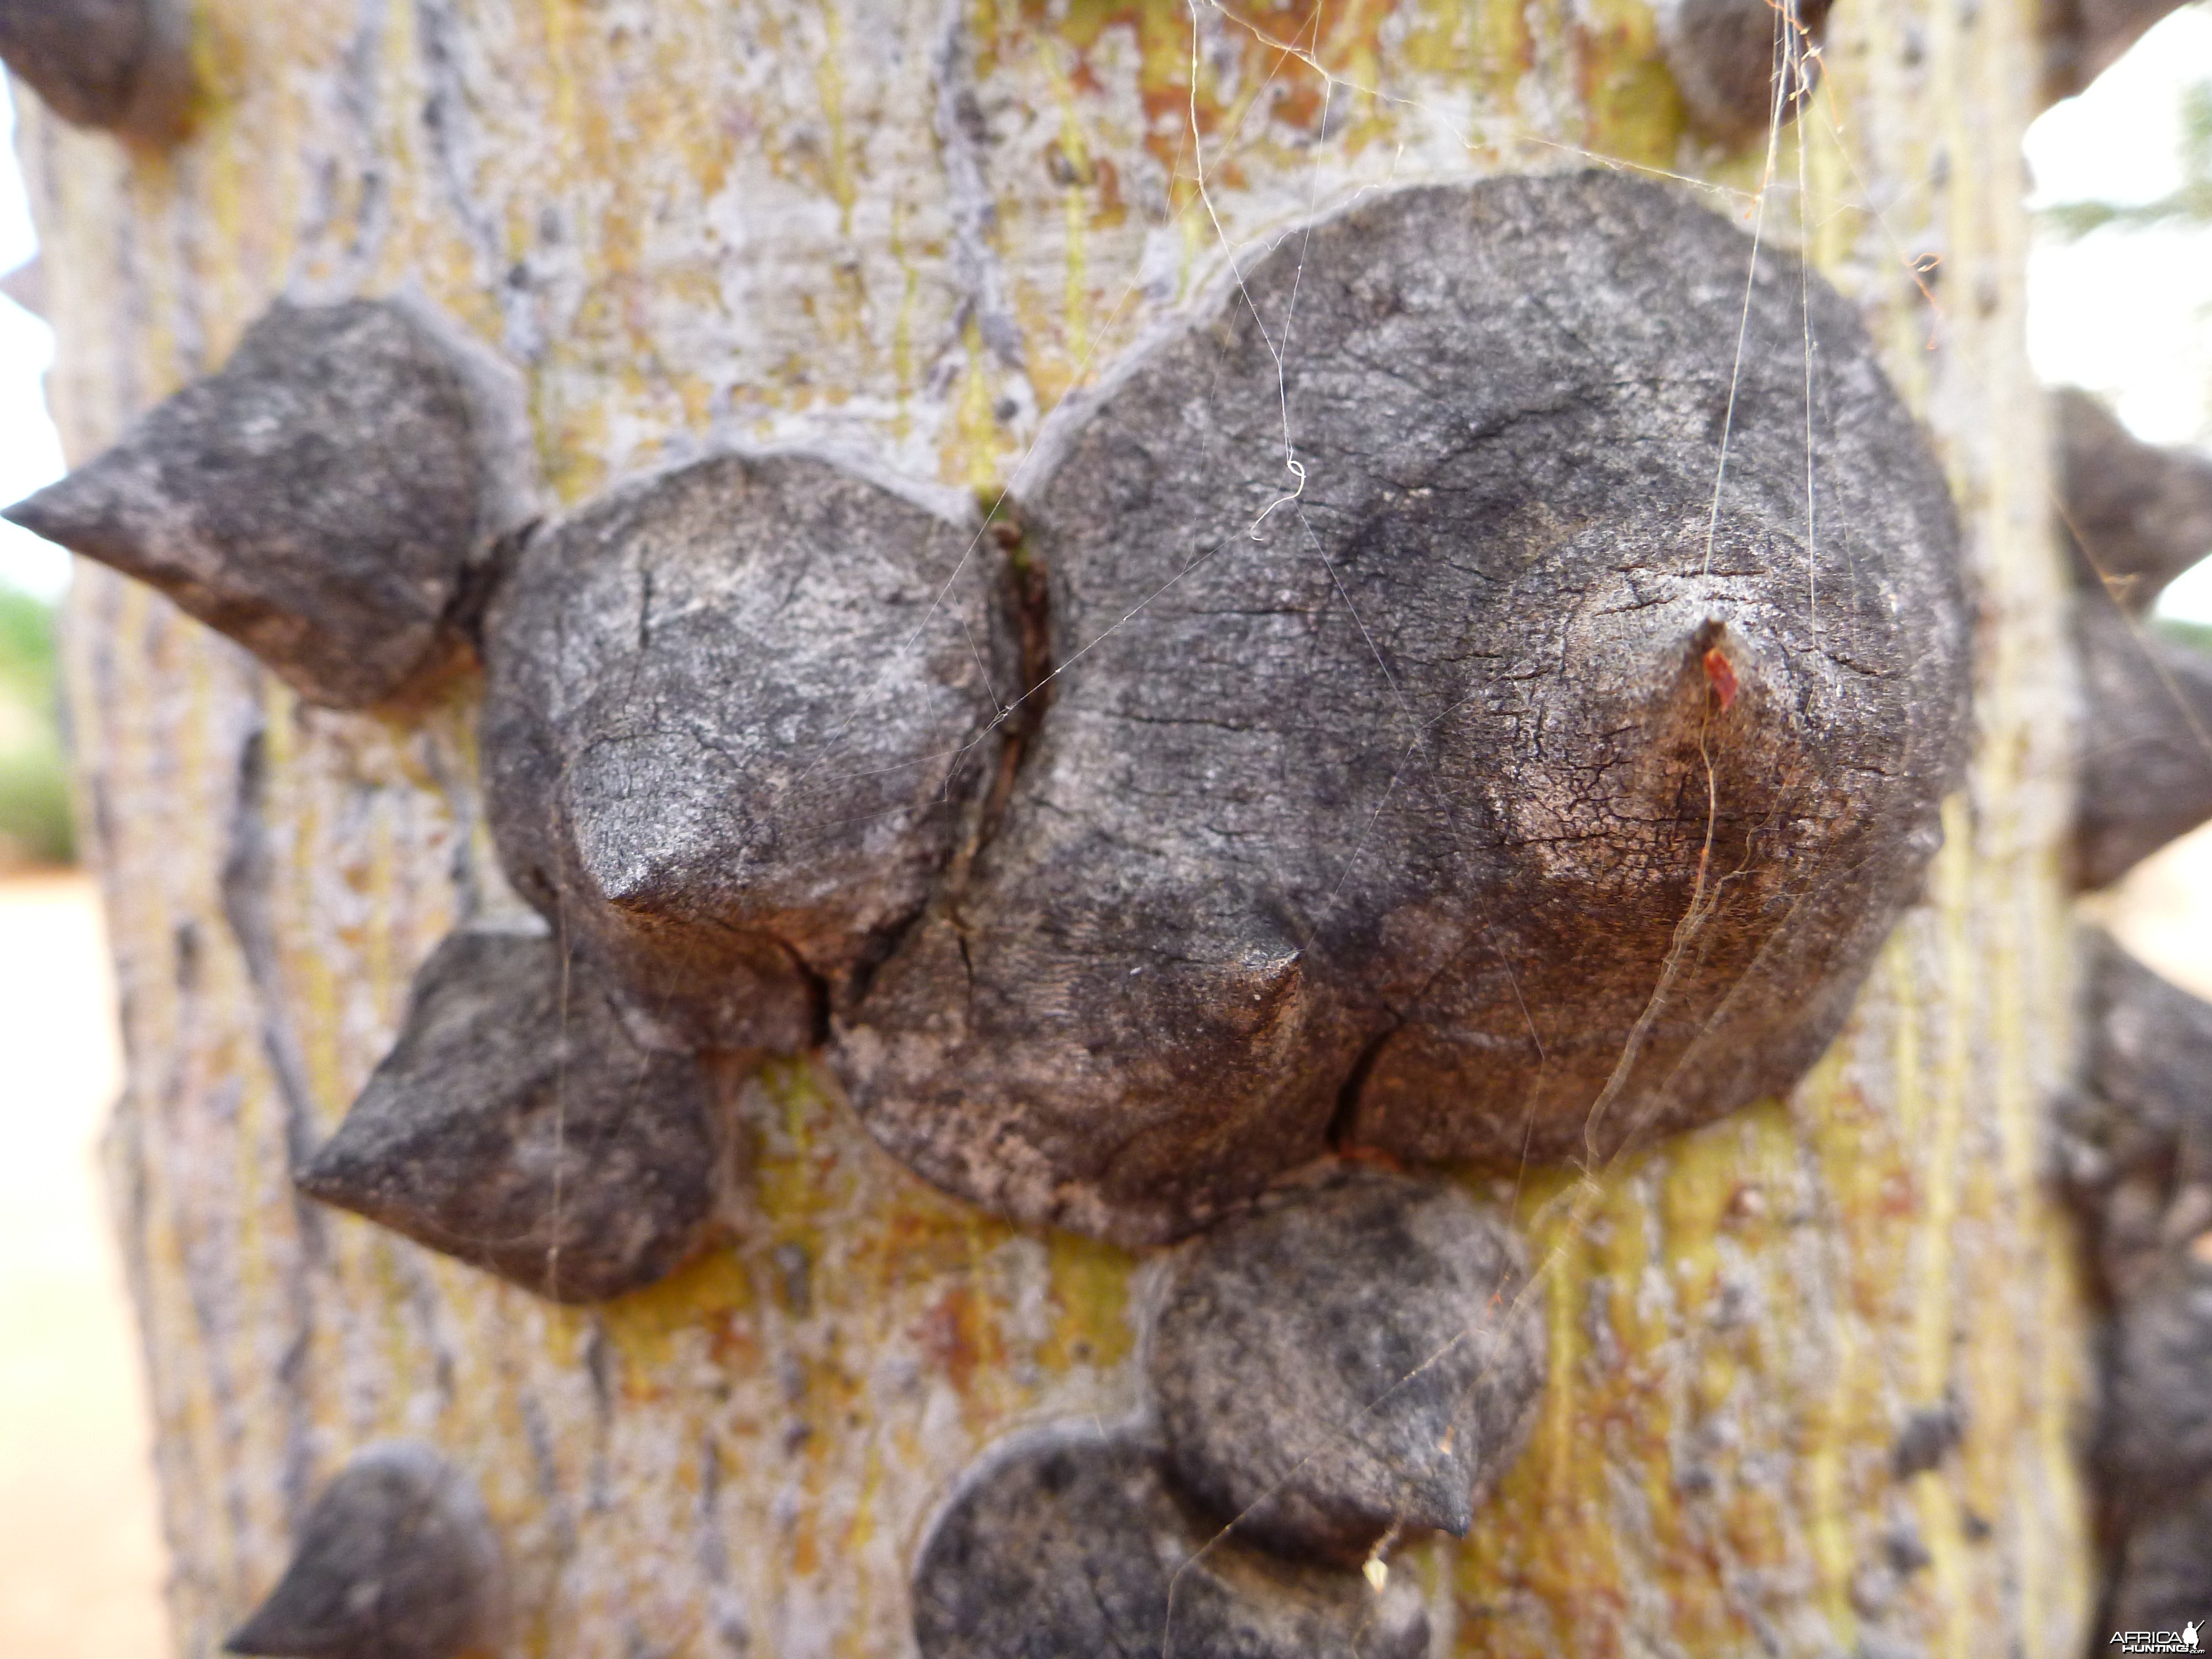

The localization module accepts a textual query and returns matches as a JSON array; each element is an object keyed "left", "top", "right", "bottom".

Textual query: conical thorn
[{"left": 225, "top": 1441, "right": 503, "bottom": 1659}]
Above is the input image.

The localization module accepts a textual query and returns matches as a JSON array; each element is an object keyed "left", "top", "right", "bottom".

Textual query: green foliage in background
[
  {"left": 2161, "top": 615, "right": 2212, "bottom": 656},
  {"left": 2045, "top": 80, "right": 2212, "bottom": 236},
  {"left": 0, "top": 584, "right": 74, "bottom": 867}
]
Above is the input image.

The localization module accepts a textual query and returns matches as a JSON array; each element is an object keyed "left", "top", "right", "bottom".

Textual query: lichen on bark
[{"left": 15, "top": 0, "right": 2089, "bottom": 1652}]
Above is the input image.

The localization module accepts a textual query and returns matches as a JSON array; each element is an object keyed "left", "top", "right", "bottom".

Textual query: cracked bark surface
[
  {"left": 840, "top": 171, "right": 1969, "bottom": 1243},
  {"left": 21, "top": 0, "right": 2093, "bottom": 1652},
  {"left": 482, "top": 451, "right": 1002, "bottom": 1055}
]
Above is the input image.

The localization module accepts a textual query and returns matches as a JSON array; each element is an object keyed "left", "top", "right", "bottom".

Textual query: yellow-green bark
[{"left": 17, "top": 0, "right": 2086, "bottom": 1652}]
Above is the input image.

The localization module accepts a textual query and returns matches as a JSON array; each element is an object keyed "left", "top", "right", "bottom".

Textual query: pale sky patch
[{"left": 2024, "top": 4, "right": 2212, "bottom": 622}]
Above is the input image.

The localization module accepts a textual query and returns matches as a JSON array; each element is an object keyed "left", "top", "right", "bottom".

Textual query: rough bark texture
[
  {"left": 6, "top": 300, "right": 491, "bottom": 708},
  {"left": 296, "top": 926, "right": 724, "bottom": 1304},
  {"left": 2108, "top": 1477, "right": 2212, "bottom": 1636},
  {"left": 909, "top": 1427, "right": 1433, "bottom": 1659},
  {"left": 842, "top": 170, "right": 1968, "bottom": 1243},
  {"left": 1146, "top": 1167, "right": 1545, "bottom": 1567},
  {"left": 2100, "top": 1256, "right": 2212, "bottom": 1513},
  {"left": 481, "top": 451, "right": 999, "bottom": 1056},
  {"left": 15, "top": 0, "right": 2089, "bottom": 1653},
  {"left": 465, "top": 167, "right": 1970, "bottom": 1258}
]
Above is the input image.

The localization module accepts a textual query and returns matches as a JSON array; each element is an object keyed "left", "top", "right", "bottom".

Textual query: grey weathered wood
[
  {"left": 2058, "top": 390, "right": 2212, "bottom": 892},
  {"left": 1146, "top": 1166, "right": 1543, "bottom": 1566},
  {"left": 481, "top": 451, "right": 1003, "bottom": 1056},
  {"left": 839, "top": 171, "right": 1970, "bottom": 1243},
  {"left": 2083, "top": 936, "right": 2212, "bottom": 1186},
  {"left": 2100, "top": 1255, "right": 2212, "bottom": 1515},
  {"left": 4, "top": 300, "right": 489, "bottom": 707},
  {"left": 296, "top": 926, "right": 721, "bottom": 1303},
  {"left": 910, "top": 1428, "right": 1430, "bottom": 1659},
  {"left": 225, "top": 1441, "right": 504, "bottom": 1659}
]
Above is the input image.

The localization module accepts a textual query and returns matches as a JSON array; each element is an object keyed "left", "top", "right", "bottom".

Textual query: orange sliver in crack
[{"left": 1703, "top": 645, "right": 1739, "bottom": 710}]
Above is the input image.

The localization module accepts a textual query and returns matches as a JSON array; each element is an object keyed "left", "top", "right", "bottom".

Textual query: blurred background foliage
[
  {"left": 2163, "top": 615, "right": 2212, "bottom": 654},
  {"left": 2046, "top": 77, "right": 2212, "bottom": 236},
  {"left": 0, "top": 583, "right": 71, "bottom": 868}
]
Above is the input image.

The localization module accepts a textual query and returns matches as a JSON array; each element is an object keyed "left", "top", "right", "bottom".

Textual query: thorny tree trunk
[{"left": 17, "top": 0, "right": 2089, "bottom": 1653}]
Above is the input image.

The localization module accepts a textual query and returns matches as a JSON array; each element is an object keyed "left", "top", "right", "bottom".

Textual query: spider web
[
  {"left": 1144, "top": 4, "right": 1835, "bottom": 1646},
  {"left": 498, "top": 0, "right": 2200, "bottom": 1646}
]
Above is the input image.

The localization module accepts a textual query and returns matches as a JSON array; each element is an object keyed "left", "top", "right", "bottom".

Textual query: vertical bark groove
[{"left": 19, "top": 0, "right": 2086, "bottom": 1652}]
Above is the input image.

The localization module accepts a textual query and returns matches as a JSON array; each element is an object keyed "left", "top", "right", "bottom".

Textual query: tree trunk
[{"left": 17, "top": 0, "right": 2088, "bottom": 1652}]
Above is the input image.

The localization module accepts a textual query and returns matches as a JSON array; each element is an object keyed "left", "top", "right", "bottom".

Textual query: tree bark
[{"left": 15, "top": 0, "right": 2087, "bottom": 1652}]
